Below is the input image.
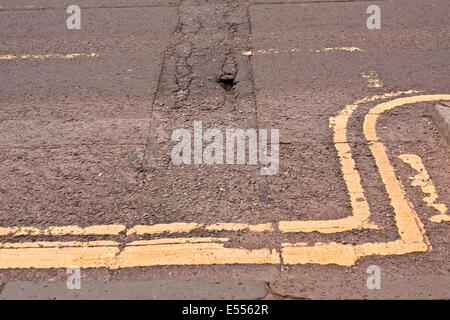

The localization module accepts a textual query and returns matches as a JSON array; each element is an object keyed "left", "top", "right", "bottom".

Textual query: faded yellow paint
[
  {"left": 281, "top": 242, "right": 308, "bottom": 247},
  {"left": 361, "top": 71, "right": 383, "bottom": 88},
  {"left": 399, "top": 154, "right": 449, "bottom": 223},
  {"left": 315, "top": 47, "right": 363, "bottom": 53},
  {"left": 280, "top": 91, "right": 419, "bottom": 233},
  {"left": 278, "top": 93, "right": 449, "bottom": 264},
  {"left": 0, "top": 54, "right": 16, "bottom": 60},
  {"left": 0, "top": 222, "right": 274, "bottom": 237},
  {"left": 126, "top": 222, "right": 202, "bottom": 235},
  {"left": 205, "top": 223, "right": 274, "bottom": 232},
  {"left": 0, "top": 224, "right": 125, "bottom": 237},
  {"left": 126, "top": 237, "right": 229, "bottom": 246},
  {"left": 0, "top": 93, "right": 447, "bottom": 268},
  {"left": 0, "top": 240, "right": 118, "bottom": 249},
  {"left": 0, "top": 52, "right": 98, "bottom": 61},
  {"left": 363, "top": 94, "right": 450, "bottom": 243},
  {"left": 242, "top": 47, "right": 363, "bottom": 56},
  {"left": 278, "top": 217, "right": 378, "bottom": 234}
]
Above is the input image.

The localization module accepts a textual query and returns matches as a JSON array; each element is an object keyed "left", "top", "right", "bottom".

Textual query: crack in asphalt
[{"left": 142, "top": 0, "right": 257, "bottom": 167}]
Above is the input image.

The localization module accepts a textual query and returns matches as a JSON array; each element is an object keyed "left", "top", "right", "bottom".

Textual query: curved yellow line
[
  {"left": 1, "top": 93, "right": 423, "bottom": 237},
  {"left": 280, "top": 90, "right": 420, "bottom": 233},
  {"left": 1, "top": 93, "right": 447, "bottom": 268},
  {"left": 363, "top": 94, "right": 450, "bottom": 244}
]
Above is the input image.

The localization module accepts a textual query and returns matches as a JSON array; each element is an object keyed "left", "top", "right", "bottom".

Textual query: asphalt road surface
[{"left": 0, "top": 0, "right": 449, "bottom": 299}]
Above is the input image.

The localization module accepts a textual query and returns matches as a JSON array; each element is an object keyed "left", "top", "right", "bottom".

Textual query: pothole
[{"left": 218, "top": 76, "right": 235, "bottom": 92}]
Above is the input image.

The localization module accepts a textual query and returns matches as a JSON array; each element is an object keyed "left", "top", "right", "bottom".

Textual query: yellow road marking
[
  {"left": 127, "top": 237, "right": 229, "bottom": 246},
  {"left": 205, "top": 223, "right": 274, "bottom": 232},
  {"left": 0, "top": 224, "right": 125, "bottom": 237},
  {"left": 0, "top": 53, "right": 98, "bottom": 61},
  {"left": 0, "top": 222, "right": 274, "bottom": 237},
  {"left": 280, "top": 90, "right": 419, "bottom": 233},
  {"left": 113, "top": 242, "right": 280, "bottom": 268},
  {"left": 399, "top": 154, "right": 449, "bottom": 223},
  {"left": 361, "top": 71, "right": 383, "bottom": 88},
  {"left": 314, "top": 47, "right": 363, "bottom": 53},
  {"left": 1, "top": 93, "right": 448, "bottom": 268},
  {"left": 278, "top": 218, "right": 377, "bottom": 234},
  {"left": 0, "top": 244, "right": 120, "bottom": 269},
  {"left": 0, "top": 238, "right": 279, "bottom": 269},
  {"left": 282, "top": 242, "right": 358, "bottom": 266},
  {"left": 242, "top": 47, "right": 363, "bottom": 56},
  {"left": 363, "top": 94, "right": 450, "bottom": 242},
  {"left": 126, "top": 222, "right": 202, "bottom": 236},
  {"left": 284, "top": 94, "right": 449, "bottom": 265},
  {"left": 0, "top": 240, "right": 118, "bottom": 249}
]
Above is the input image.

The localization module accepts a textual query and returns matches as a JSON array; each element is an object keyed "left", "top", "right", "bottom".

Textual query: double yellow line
[{"left": 1, "top": 93, "right": 448, "bottom": 268}]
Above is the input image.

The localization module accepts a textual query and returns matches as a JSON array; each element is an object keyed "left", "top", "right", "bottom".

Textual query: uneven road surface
[{"left": 0, "top": 0, "right": 449, "bottom": 299}]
